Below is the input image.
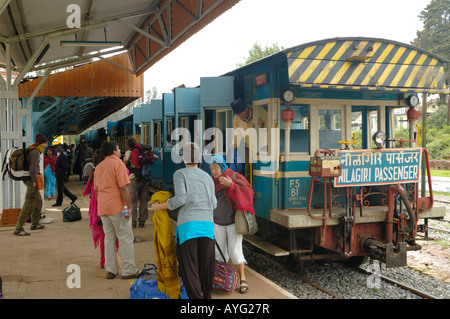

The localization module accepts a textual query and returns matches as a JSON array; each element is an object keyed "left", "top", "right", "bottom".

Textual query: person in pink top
[
  {"left": 83, "top": 149, "right": 119, "bottom": 269},
  {"left": 94, "top": 141, "right": 137, "bottom": 279}
]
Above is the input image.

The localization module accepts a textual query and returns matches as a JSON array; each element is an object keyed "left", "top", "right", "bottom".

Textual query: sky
[{"left": 144, "top": 0, "right": 432, "bottom": 96}]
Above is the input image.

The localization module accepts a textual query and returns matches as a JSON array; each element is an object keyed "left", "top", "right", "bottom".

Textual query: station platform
[{"left": 0, "top": 176, "right": 296, "bottom": 300}]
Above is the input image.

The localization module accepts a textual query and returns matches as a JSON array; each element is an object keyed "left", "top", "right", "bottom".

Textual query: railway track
[
  {"left": 243, "top": 245, "right": 342, "bottom": 299},
  {"left": 356, "top": 266, "right": 439, "bottom": 299},
  {"left": 243, "top": 244, "right": 441, "bottom": 299}
]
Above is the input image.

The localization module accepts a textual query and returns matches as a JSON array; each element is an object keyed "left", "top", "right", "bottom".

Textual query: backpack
[
  {"left": 1, "top": 147, "right": 31, "bottom": 181},
  {"left": 82, "top": 160, "right": 94, "bottom": 181},
  {"left": 129, "top": 144, "right": 155, "bottom": 181}
]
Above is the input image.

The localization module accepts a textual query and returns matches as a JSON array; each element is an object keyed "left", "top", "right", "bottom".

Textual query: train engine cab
[{"left": 225, "top": 37, "right": 448, "bottom": 268}]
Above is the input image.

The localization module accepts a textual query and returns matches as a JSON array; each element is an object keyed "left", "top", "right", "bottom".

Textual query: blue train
[{"left": 85, "top": 38, "right": 449, "bottom": 268}]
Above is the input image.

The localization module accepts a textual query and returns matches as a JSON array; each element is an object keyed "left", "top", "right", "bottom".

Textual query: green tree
[
  {"left": 237, "top": 42, "right": 284, "bottom": 68},
  {"left": 411, "top": 0, "right": 450, "bottom": 86}
]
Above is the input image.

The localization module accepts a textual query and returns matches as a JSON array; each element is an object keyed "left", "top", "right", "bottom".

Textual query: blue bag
[{"left": 130, "top": 278, "right": 189, "bottom": 299}]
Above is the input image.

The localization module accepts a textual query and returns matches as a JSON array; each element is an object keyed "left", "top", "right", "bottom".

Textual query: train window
[
  {"left": 154, "top": 121, "right": 162, "bottom": 148},
  {"left": 142, "top": 124, "right": 151, "bottom": 145},
  {"left": 216, "top": 109, "right": 232, "bottom": 153},
  {"left": 280, "top": 104, "right": 309, "bottom": 153},
  {"left": 319, "top": 109, "right": 342, "bottom": 149}
]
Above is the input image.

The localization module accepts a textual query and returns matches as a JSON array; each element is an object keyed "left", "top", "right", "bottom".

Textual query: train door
[
  {"left": 251, "top": 98, "right": 278, "bottom": 219},
  {"left": 153, "top": 121, "right": 162, "bottom": 148},
  {"left": 141, "top": 124, "right": 151, "bottom": 145},
  {"left": 202, "top": 108, "right": 232, "bottom": 154}
]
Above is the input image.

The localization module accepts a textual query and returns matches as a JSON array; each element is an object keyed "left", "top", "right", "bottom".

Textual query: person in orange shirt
[{"left": 94, "top": 141, "right": 138, "bottom": 279}]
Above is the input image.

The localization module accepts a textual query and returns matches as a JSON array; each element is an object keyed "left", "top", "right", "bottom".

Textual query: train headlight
[{"left": 372, "top": 131, "right": 386, "bottom": 148}]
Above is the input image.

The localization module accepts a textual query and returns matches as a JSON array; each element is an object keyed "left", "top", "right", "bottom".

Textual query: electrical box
[{"left": 309, "top": 156, "right": 341, "bottom": 177}]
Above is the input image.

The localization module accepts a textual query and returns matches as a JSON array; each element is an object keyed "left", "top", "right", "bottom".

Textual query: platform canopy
[
  {"left": 0, "top": 0, "right": 239, "bottom": 138},
  {"left": 0, "top": 0, "right": 239, "bottom": 79}
]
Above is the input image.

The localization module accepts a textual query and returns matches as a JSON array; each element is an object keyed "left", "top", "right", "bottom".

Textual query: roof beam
[
  {"left": 31, "top": 47, "right": 126, "bottom": 72},
  {"left": 76, "top": 0, "right": 98, "bottom": 57},
  {"left": 0, "top": 0, "right": 10, "bottom": 16},
  {"left": 118, "top": 19, "right": 168, "bottom": 47},
  {"left": 8, "top": 0, "right": 32, "bottom": 60},
  {"left": 5, "top": 8, "right": 157, "bottom": 43},
  {"left": 13, "top": 36, "right": 50, "bottom": 87}
]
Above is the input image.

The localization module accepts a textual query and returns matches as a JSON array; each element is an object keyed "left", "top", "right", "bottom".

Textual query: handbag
[
  {"left": 36, "top": 173, "right": 44, "bottom": 190},
  {"left": 62, "top": 204, "right": 82, "bottom": 222},
  {"left": 231, "top": 172, "right": 258, "bottom": 235},
  {"left": 235, "top": 210, "right": 258, "bottom": 235}
]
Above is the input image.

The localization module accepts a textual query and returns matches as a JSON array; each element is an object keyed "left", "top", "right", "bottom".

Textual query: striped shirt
[{"left": 167, "top": 167, "right": 217, "bottom": 244}]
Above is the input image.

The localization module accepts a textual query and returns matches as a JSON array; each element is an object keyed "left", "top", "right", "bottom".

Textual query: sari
[
  {"left": 43, "top": 155, "right": 56, "bottom": 198},
  {"left": 151, "top": 191, "right": 180, "bottom": 299},
  {"left": 82, "top": 176, "right": 104, "bottom": 248}
]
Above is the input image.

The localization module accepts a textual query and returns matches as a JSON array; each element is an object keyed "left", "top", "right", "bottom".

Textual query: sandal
[
  {"left": 239, "top": 280, "right": 249, "bottom": 294},
  {"left": 106, "top": 272, "right": 116, "bottom": 279},
  {"left": 13, "top": 230, "right": 30, "bottom": 236}
]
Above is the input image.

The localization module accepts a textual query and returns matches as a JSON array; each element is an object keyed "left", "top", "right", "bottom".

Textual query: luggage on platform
[
  {"left": 62, "top": 204, "right": 82, "bottom": 222},
  {"left": 130, "top": 278, "right": 189, "bottom": 299},
  {"left": 212, "top": 242, "right": 238, "bottom": 292}
]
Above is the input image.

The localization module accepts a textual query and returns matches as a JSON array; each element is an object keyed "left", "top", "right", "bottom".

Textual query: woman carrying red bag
[{"left": 209, "top": 154, "right": 254, "bottom": 294}]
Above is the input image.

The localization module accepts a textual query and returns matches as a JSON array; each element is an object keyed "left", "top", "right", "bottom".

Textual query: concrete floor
[{"left": 0, "top": 175, "right": 296, "bottom": 300}]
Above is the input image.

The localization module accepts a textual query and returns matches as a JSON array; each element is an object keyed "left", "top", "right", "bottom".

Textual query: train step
[{"left": 244, "top": 234, "right": 290, "bottom": 257}]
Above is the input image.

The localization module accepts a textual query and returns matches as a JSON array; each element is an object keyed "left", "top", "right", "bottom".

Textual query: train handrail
[
  {"left": 417, "top": 148, "right": 434, "bottom": 213},
  {"left": 337, "top": 133, "right": 356, "bottom": 149}
]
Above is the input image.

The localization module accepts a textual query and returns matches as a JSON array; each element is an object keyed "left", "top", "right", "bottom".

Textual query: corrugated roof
[{"left": 0, "top": 0, "right": 240, "bottom": 80}]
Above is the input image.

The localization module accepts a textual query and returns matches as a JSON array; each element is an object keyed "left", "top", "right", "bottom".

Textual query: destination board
[{"left": 334, "top": 148, "right": 422, "bottom": 187}]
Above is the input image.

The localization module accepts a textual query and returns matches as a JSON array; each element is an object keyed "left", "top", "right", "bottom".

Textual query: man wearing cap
[
  {"left": 14, "top": 134, "right": 48, "bottom": 236},
  {"left": 230, "top": 98, "right": 268, "bottom": 180}
]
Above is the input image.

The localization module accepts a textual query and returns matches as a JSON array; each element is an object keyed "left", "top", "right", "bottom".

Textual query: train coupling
[{"left": 362, "top": 238, "right": 407, "bottom": 268}]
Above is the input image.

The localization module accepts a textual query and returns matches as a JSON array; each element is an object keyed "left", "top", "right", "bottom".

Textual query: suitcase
[{"left": 130, "top": 278, "right": 189, "bottom": 299}]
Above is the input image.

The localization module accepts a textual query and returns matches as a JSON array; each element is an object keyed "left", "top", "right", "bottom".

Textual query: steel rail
[
  {"left": 243, "top": 246, "right": 343, "bottom": 299},
  {"left": 357, "top": 267, "right": 439, "bottom": 299}
]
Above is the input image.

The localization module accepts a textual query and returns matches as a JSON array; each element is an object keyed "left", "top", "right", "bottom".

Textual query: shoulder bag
[{"left": 232, "top": 172, "right": 258, "bottom": 235}]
